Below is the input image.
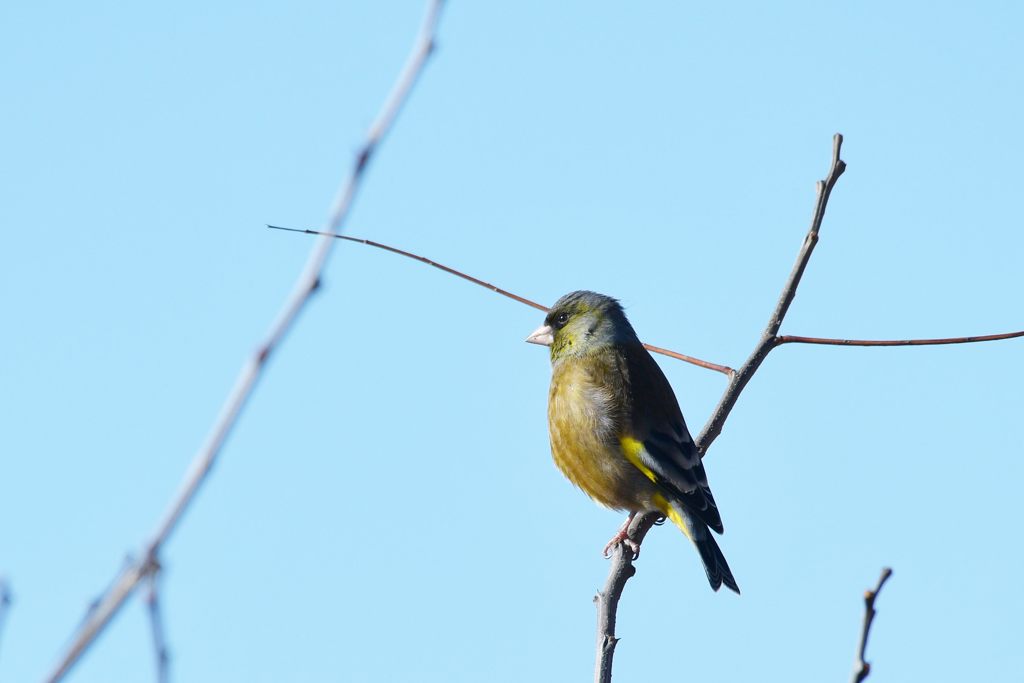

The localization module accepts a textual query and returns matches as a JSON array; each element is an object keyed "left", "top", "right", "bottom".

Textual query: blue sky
[{"left": 2, "top": 1, "right": 1022, "bottom": 681}]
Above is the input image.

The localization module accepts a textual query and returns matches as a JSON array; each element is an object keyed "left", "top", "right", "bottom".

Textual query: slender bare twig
[
  {"left": 637, "top": 343, "right": 732, "bottom": 374},
  {"left": 267, "top": 224, "right": 550, "bottom": 312},
  {"left": 695, "top": 133, "right": 847, "bottom": 454},
  {"left": 269, "top": 225, "right": 1024, "bottom": 372},
  {"left": 851, "top": 567, "right": 893, "bottom": 683},
  {"left": 595, "top": 134, "right": 847, "bottom": 683},
  {"left": 43, "top": 3, "right": 445, "bottom": 680},
  {"left": 777, "top": 330, "right": 1024, "bottom": 346},
  {"left": 0, "top": 576, "right": 11, "bottom": 660},
  {"left": 266, "top": 225, "right": 737, "bottom": 376},
  {"left": 144, "top": 568, "right": 169, "bottom": 683}
]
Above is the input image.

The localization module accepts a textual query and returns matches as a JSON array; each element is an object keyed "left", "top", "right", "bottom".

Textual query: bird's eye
[{"left": 554, "top": 312, "right": 569, "bottom": 328}]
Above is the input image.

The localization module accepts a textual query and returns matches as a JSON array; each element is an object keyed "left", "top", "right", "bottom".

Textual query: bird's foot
[{"left": 603, "top": 513, "right": 641, "bottom": 560}]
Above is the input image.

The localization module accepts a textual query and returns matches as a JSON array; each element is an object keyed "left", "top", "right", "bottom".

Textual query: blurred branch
[
  {"left": 267, "top": 225, "right": 736, "bottom": 376},
  {"left": 0, "top": 577, "right": 11, "bottom": 660},
  {"left": 145, "top": 569, "right": 169, "bottom": 683},
  {"left": 43, "top": 2, "right": 445, "bottom": 680},
  {"left": 596, "top": 134, "right": 847, "bottom": 683},
  {"left": 851, "top": 567, "right": 893, "bottom": 683}
]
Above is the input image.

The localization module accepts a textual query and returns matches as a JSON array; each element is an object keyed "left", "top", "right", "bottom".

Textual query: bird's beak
[{"left": 525, "top": 323, "right": 554, "bottom": 346}]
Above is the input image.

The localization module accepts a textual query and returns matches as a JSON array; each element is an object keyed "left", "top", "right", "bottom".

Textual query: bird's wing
[{"left": 619, "top": 343, "right": 724, "bottom": 534}]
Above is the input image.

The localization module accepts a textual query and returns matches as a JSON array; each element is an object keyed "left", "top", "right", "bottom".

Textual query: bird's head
[{"left": 525, "top": 290, "right": 638, "bottom": 360}]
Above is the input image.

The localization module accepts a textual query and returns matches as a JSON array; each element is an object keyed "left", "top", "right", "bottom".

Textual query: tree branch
[
  {"left": 267, "top": 225, "right": 737, "bottom": 376},
  {"left": 145, "top": 568, "right": 169, "bottom": 683},
  {"left": 594, "top": 134, "right": 847, "bottom": 683},
  {"left": 777, "top": 330, "right": 1024, "bottom": 347},
  {"left": 267, "top": 222, "right": 1024, "bottom": 369},
  {"left": 850, "top": 567, "right": 893, "bottom": 683},
  {"left": 42, "top": 3, "right": 445, "bottom": 680},
  {"left": 695, "top": 133, "right": 846, "bottom": 454},
  {"left": 0, "top": 577, "right": 11, "bottom": 661},
  {"left": 593, "top": 514, "right": 660, "bottom": 683}
]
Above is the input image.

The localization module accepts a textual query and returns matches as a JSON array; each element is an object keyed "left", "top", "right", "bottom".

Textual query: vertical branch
[
  {"left": 0, "top": 577, "right": 11, "bottom": 660},
  {"left": 593, "top": 515, "right": 660, "bottom": 683},
  {"left": 595, "top": 134, "right": 848, "bottom": 682},
  {"left": 145, "top": 568, "right": 170, "bottom": 683},
  {"left": 696, "top": 133, "right": 846, "bottom": 454},
  {"left": 850, "top": 568, "right": 893, "bottom": 683},
  {"left": 43, "top": 3, "right": 445, "bottom": 680}
]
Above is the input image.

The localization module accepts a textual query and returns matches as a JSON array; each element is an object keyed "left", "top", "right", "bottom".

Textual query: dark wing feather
[{"left": 620, "top": 342, "right": 724, "bottom": 534}]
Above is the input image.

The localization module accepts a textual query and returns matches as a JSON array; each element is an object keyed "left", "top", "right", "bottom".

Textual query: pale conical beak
[{"left": 525, "top": 323, "right": 554, "bottom": 346}]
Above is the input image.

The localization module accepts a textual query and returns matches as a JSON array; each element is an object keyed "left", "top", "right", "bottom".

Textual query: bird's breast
[
  {"left": 547, "top": 358, "right": 643, "bottom": 510},
  {"left": 549, "top": 364, "right": 617, "bottom": 441}
]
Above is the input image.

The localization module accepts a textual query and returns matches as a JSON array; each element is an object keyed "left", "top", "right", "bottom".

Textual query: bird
[{"left": 526, "top": 290, "right": 739, "bottom": 594}]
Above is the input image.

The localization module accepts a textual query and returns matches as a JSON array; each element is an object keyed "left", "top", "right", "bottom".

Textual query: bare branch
[
  {"left": 268, "top": 222, "right": 1024, "bottom": 369},
  {"left": 595, "top": 134, "right": 847, "bottom": 683},
  {"left": 267, "top": 225, "right": 737, "bottom": 376},
  {"left": 695, "top": 133, "right": 846, "bottom": 454},
  {"left": 0, "top": 577, "right": 11, "bottom": 660},
  {"left": 778, "top": 330, "right": 1024, "bottom": 347},
  {"left": 851, "top": 567, "right": 894, "bottom": 683},
  {"left": 268, "top": 224, "right": 550, "bottom": 312},
  {"left": 145, "top": 569, "right": 169, "bottom": 683},
  {"left": 43, "top": 3, "right": 445, "bottom": 680},
  {"left": 640, "top": 343, "right": 733, "bottom": 376}
]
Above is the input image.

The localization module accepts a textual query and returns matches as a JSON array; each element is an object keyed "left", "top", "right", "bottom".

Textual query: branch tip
[
  {"left": 695, "top": 134, "right": 846, "bottom": 453},
  {"left": 850, "top": 567, "right": 893, "bottom": 683}
]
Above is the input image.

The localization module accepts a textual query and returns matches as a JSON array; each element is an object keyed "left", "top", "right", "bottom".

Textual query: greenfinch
[{"left": 527, "top": 291, "right": 739, "bottom": 594}]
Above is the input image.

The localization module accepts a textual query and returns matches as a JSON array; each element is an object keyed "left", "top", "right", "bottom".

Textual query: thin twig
[
  {"left": 777, "top": 330, "right": 1024, "bottom": 347},
  {"left": 267, "top": 223, "right": 1024, "bottom": 365},
  {"left": 266, "top": 225, "right": 737, "bottom": 376},
  {"left": 640, "top": 343, "right": 732, "bottom": 375},
  {"left": 0, "top": 577, "right": 11, "bottom": 661},
  {"left": 851, "top": 567, "right": 893, "bottom": 683},
  {"left": 595, "top": 134, "right": 847, "bottom": 683},
  {"left": 145, "top": 567, "right": 169, "bottom": 683},
  {"left": 43, "top": 3, "right": 445, "bottom": 680},
  {"left": 695, "top": 133, "right": 846, "bottom": 454},
  {"left": 267, "top": 225, "right": 550, "bottom": 311}
]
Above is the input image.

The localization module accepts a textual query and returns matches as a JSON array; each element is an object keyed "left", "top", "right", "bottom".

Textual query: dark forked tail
[
  {"left": 658, "top": 495, "right": 740, "bottom": 594},
  {"left": 693, "top": 528, "right": 740, "bottom": 594}
]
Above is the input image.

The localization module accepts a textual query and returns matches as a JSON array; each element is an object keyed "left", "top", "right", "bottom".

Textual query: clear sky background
[{"left": 2, "top": 1, "right": 1022, "bottom": 681}]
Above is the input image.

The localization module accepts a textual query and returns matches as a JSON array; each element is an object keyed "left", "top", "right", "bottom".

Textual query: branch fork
[{"left": 594, "top": 133, "right": 847, "bottom": 682}]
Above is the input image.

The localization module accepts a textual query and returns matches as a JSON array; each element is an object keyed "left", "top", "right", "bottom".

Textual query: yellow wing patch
[
  {"left": 621, "top": 437, "right": 694, "bottom": 541},
  {"left": 619, "top": 436, "right": 658, "bottom": 483},
  {"left": 652, "top": 493, "right": 691, "bottom": 541}
]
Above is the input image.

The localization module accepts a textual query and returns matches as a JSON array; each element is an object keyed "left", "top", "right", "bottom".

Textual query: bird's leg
[{"left": 603, "top": 512, "right": 641, "bottom": 559}]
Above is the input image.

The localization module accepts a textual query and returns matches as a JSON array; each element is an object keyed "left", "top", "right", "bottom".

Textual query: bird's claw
[{"left": 602, "top": 530, "right": 641, "bottom": 560}]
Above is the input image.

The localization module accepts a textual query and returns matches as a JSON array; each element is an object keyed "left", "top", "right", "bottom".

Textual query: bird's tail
[
  {"left": 691, "top": 525, "right": 740, "bottom": 594},
  {"left": 657, "top": 496, "right": 740, "bottom": 594}
]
